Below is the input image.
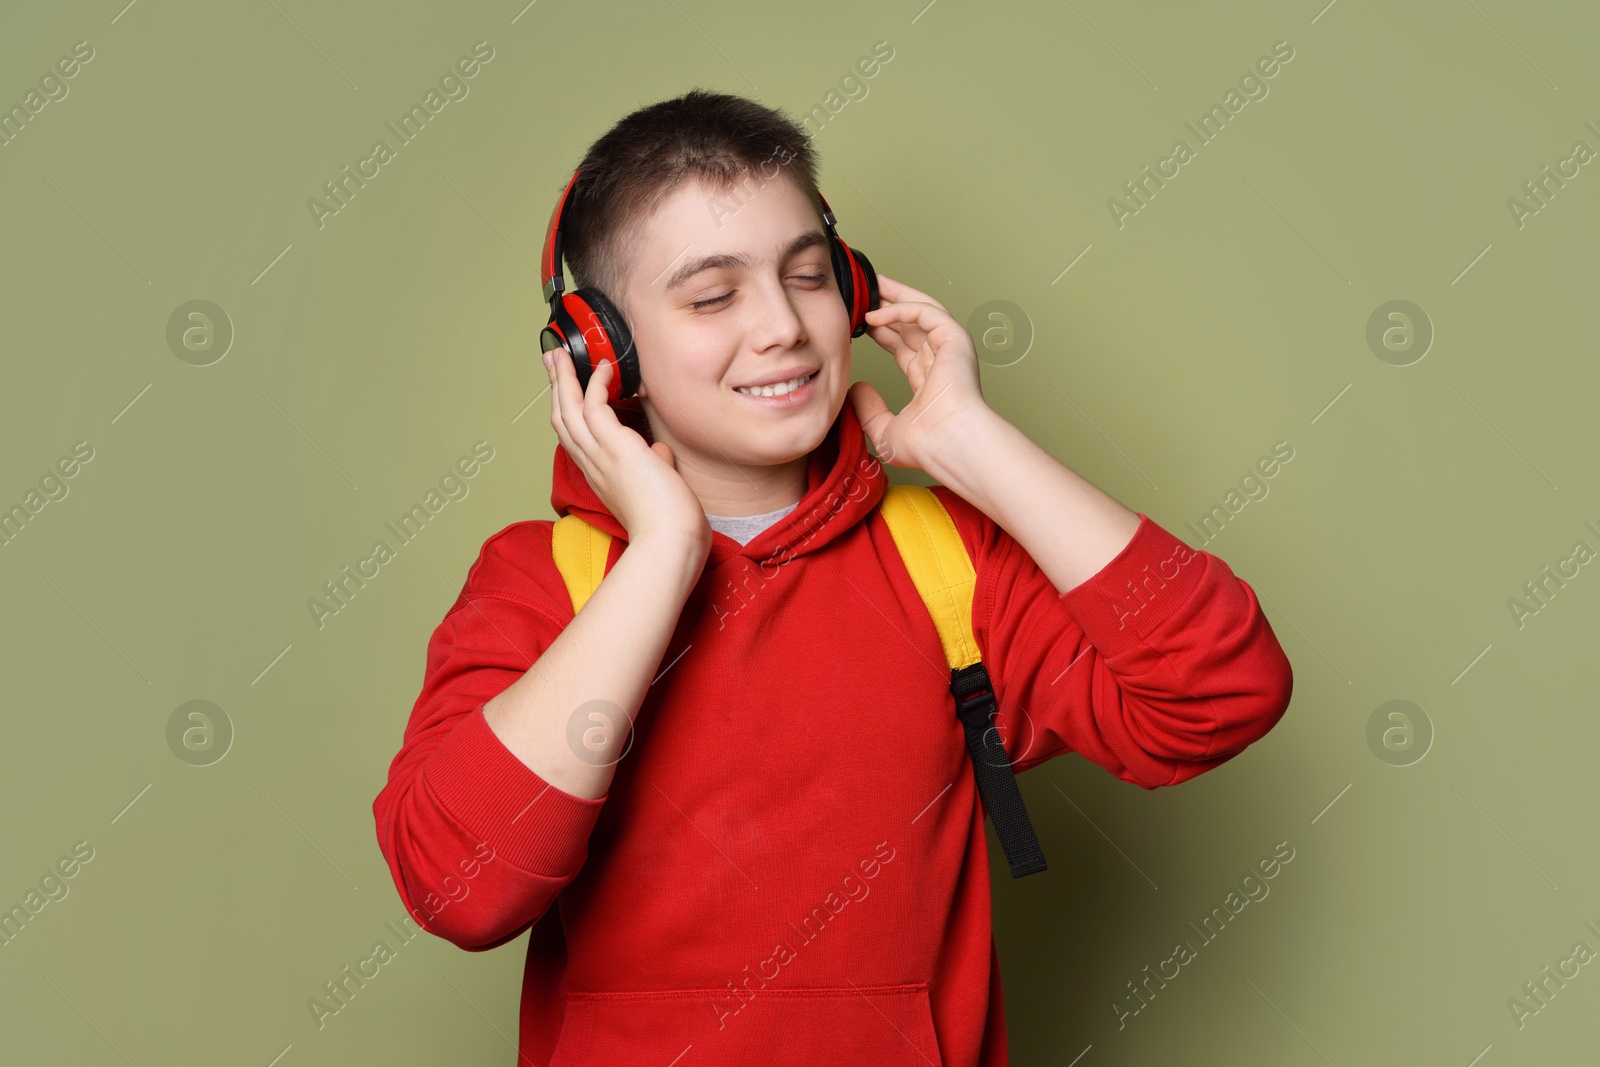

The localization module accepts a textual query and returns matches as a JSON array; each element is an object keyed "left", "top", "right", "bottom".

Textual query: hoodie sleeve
[
  {"left": 372, "top": 522, "right": 609, "bottom": 951},
  {"left": 930, "top": 488, "right": 1293, "bottom": 789}
]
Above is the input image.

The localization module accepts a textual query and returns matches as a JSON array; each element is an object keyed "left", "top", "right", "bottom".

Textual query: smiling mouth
[{"left": 734, "top": 371, "right": 817, "bottom": 398}]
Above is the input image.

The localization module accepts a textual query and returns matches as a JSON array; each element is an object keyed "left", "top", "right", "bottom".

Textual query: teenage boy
[{"left": 374, "top": 88, "right": 1293, "bottom": 1066}]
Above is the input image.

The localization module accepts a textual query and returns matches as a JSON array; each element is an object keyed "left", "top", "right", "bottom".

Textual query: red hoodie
[{"left": 373, "top": 399, "right": 1293, "bottom": 1066}]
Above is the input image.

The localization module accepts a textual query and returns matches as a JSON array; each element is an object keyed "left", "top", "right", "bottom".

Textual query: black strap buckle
[{"left": 950, "top": 663, "right": 1048, "bottom": 878}]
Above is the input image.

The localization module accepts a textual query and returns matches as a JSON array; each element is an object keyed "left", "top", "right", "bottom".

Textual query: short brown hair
[{"left": 558, "top": 88, "right": 822, "bottom": 321}]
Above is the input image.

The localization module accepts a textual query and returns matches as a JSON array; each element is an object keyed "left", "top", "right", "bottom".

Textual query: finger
[
  {"left": 580, "top": 359, "right": 622, "bottom": 443},
  {"left": 875, "top": 273, "right": 908, "bottom": 300},
  {"left": 581, "top": 360, "right": 648, "bottom": 465},
  {"left": 866, "top": 323, "right": 921, "bottom": 380},
  {"left": 875, "top": 274, "right": 946, "bottom": 314},
  {"left": 865, "top": 320, "right": 911, "bottom": 358},
  {"left": 848, "top": 380, "right": 894, "bottom": 448},
  {"left": 865, "top": 303, "right": 933, "bottom": 356},
  {"left": 867, "top": 301, "right": 959, "bottom": 348},
  {"left": 547, "top": 347, "right": 577, "bottom": 455},
  {"left": 552, "top": 345, "right": 602, "bottom": 460},
  {"left": 883, "top": 326, "right": 936, "bottom": 392},
  {"left": 865, "top": 299, "right": 945, "bottom": 328}
]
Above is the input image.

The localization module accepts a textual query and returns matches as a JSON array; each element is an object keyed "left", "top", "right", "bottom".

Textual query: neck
[
  {"left": 635, "top": 397, "right": 818, "bottom": 517},
  {"left": 677, "top": 450, "right": 808, "bottom": 516}
]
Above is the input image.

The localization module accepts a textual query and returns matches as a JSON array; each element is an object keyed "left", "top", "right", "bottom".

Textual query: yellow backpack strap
[
  {"left": 551, "top": 514, "right": 613, "bottom": 614},
  {"left": 878, "top": 483, "right": 1048, "bottom": 879},
  {"left": 877, "top": 484, "right": 982, "bottom": 671}
]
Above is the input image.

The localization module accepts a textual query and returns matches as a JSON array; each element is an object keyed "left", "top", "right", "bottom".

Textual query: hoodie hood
[{"left": 551, "top": 396, "right": 887, "bottom": 566}]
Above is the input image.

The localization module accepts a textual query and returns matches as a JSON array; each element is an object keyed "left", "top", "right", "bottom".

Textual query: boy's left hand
[{"left": 849, "top": 274, "right": 990, "bottom": 470}]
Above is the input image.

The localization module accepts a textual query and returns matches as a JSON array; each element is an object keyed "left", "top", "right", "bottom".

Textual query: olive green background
[{"left": 3, "top": 0, "right": 1598, "bottom": 1063}]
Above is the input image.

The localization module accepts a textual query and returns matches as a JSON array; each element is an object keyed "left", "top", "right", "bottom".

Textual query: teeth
[{"left": 736, "top": 372, "right": 813, "bottom": 397}]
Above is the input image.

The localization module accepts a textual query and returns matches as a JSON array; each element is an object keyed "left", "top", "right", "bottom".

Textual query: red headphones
[{"left": 539, "top": 168, "right": 880, "bottom": 405}]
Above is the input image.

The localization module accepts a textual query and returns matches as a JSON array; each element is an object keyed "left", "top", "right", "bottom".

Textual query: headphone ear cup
[
  {"left": 830, "top": 238, "right": 880, "bottom": 338},
  {"left": 829, "top": 237, "right": 856, "bottom": 330},
  {"left": 551, "top": 289, "right": 640, "bottom": 404},
  {"left": 544, "top": 298, "right": 598, "bottom": 392},
  {"left": 849, "top": 246, "right": 879, "bottom": 338},
  {"left": 577, "top": 288, "right": 640, "bottom": 401}
]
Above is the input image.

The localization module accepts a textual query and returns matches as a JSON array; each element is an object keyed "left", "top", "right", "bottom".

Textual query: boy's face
[{"left": 618, "top": 175, "right": 853, "bottom": 474}]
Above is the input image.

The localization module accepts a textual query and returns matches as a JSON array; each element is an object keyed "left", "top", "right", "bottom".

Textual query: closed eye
[{"left": 690, "top": 274, "right": 831, "bottom": 311}]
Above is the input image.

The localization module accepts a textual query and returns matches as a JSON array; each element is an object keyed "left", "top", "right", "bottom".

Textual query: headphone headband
[
  {"left": 541, "top": 169, "right": 580, "bottom": 305},
  {"left": 818, "top": 192, "right": 839, "bottom": 233}
]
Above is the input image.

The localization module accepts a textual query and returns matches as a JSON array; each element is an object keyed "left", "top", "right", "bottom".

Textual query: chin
[
  {"left": 733, "top": 402, "right": 839, "bottom": 466},
  {"left": 744, "top": 423, "right": 829, "bottom": 466}
]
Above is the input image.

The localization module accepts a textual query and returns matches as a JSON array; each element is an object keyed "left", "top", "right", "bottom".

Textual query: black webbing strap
[{"left": 950, "top": 662, "right": 1048, "bottom": 878}]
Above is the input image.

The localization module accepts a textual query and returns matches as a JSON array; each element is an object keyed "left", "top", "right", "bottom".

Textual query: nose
[{"left": 746, "top": 273, "right": 807, "bottom": 353}]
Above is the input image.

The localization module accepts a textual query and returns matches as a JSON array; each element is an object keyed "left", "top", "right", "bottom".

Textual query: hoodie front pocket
[{"left": 549, "top": 981, "right": 944, "bottom": 1067}]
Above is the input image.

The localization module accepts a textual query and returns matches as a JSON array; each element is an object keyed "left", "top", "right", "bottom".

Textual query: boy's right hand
[{"left": 545, "top": 345, "right": 711, "bottom": 558}]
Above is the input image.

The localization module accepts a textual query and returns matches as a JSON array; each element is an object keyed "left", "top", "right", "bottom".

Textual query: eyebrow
[{"left": 661, "top": 230, "right": 830, "bottom": 292}]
